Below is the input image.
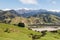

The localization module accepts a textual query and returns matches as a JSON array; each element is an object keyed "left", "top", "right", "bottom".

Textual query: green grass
[
  {"left": 0, "top": 23, "right": 60, "bottom": 40},
  {"left": 39, "top": 32, "right": 60, "bottom": 40},
  {"left": 0, "top": 23, "right": 41, "bottom": 40}
]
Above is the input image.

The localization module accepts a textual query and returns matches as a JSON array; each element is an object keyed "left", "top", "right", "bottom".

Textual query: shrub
[
  {"left": 18, "top": 23, "right": 25, "bottom": 27},
  {"left": 30, "top": 33, "right": 41, "bottom": 40},
  {"left": 28, "top": 28, "right": 32, "bottom": 30},
  {"left": 32, "top": 35, "right": 41, "bottom": 39},
  {"left": 41, "top": 30, "right": 47, "bottom": 37},
  {"left": 4, "top": 28, "right": 10, "bottom": 33}
]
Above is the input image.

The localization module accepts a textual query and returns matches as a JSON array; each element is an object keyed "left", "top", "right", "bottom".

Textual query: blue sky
[{"left": 0, "top": 0, "right": 60, "bottom": 11}]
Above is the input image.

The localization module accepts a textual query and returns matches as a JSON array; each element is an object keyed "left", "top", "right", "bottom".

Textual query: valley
[
  {"left": 1, "top": 0, "right": 60, "bottom": 40},
  {"left": 0, "top": 9, "right": 60, "bottom": 40}
]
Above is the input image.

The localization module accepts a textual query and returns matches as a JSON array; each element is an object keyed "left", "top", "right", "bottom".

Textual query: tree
[{"left": 18, "top": 23, "right": 25, "bottom": 27}]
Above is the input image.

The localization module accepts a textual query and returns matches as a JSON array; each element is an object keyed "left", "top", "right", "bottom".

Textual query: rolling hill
[
  {"left": 0, "top": 23, "right": 41, "bottom": 40},
  {"left": 0, "top": 9, "right": 60, "bottom": 26},
  {"left": 0, "top": 9, "right": 60, "bottom": 40},
  {"left": 0, "top": 23, "right": 60, "bottom": 40}
]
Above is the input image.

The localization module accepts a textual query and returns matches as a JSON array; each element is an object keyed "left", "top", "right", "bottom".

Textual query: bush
[
  {"left": 18, "top": 23, "right": 25, "bottom": 27},
  {"left": 41, "top": 30, "right": 47, "bottom": 37},
  {"left": 30, "top": 33, "right": 41, "bottom": 40},
  {"left": 32, "top": 35, "right": 41, "bottom": 39},
  {"left": 4, "top": 28, "right": 10, "bottom": 33},
  {"left": 28, "top": 28, "right": 32, "bottom": 30}
]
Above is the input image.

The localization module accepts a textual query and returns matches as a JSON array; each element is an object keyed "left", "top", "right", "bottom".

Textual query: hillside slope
[
  {"left": 29, "top": 13, "right": 60, "bottom": 24},
  {"left": 0, "top": 9, "right": 60, "bottom": 26},
  {"left": 0, "top": 23, "right": 41, "bottom": 40}
]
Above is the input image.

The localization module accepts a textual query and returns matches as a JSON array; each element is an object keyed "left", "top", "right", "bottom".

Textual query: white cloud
[
  {"left": 48, "top": 9, "right": 60, "bottom": 12},
  {"left": 2, "top": 8, "right": 11, "bottom": 11},
  {"left": 15, "top": 8, "right": 31, "bottom": 10},
  {"left": 2, "top": 8, "right": 39, "bottom": 11},
  {"left": 19, "top": 0, "right": 38, "bottom": 5},
  {"left": 15, "top": 8, "right": 38, "bottom": 10}
]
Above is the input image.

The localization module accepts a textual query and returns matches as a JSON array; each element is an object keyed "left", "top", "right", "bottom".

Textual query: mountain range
[{"left": 0, "top": 9, "right": 60, "bottom": 25}]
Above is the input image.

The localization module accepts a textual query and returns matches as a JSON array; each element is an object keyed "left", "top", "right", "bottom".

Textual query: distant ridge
[{"left": 0, "top": 9, "right": 60, "bottom": 25}]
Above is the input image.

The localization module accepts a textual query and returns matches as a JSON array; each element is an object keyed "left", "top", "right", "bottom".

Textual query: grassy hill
[
  {"left": 0, "top": 10, "right": 60, "bottom": 40},
  {"left": 40, "top": 31, "right": 60, "bottom": 40},
  {"left": 0, "top": 23, "right": 41, "bottom": 40},
  {"left": 0, "top": 23, "right": 60, "bottom": 40}
]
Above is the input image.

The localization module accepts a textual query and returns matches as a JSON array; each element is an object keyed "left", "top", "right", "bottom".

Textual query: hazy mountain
[
  {"left": 16, "top": 9, "right": 47, "bottom": 17},
  {"left": 0, "top": 10, "right": 20, "bottom": 23},
  {"left": 16, "top": 9, "right": 60, "bottom": 17},
  {"left": 0, "top": 9, "right": 60, "bottom": 24},
  {"left": 30, "top": 13, "right": 60, "bottom": 23}
]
